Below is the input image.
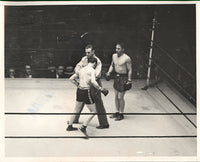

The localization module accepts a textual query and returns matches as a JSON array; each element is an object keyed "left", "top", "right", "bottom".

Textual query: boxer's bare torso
[{"left": 112, "top": 53, "right": 131, "bottom": 74}]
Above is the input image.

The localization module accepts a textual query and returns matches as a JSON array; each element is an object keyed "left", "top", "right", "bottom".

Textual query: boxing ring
[{"left": 4, "top": 78, "right": 196, "bottom": 157}]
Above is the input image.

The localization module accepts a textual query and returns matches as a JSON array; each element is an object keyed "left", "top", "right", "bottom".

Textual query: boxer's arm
[
  {"left": 107, "top": 55, "right": 114, "bottom": 75},
  {"left": 74, "top": 57, "right": 85, "bottom": 74},
  {"left": 91, "top": 70, "right": 101, "bottom": 90},
  {"left": 69, "top": 73, "right": 79, "bottom": 87},
  {"left": 126, "top": 57, "right": 132, "bottom": 82},
  {"left": 95, "top": 59, "right": 102, "bottom": 78},
  {"left": 107, "top": 60, "right": 114, "bottom": 76},
  {"left": 91, "top": 70, "right": 109, "bottom": 96}
]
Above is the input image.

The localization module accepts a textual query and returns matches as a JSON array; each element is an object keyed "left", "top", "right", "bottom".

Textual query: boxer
[{"left": 106, "top": 43, "right": 132, "bottom": 120}]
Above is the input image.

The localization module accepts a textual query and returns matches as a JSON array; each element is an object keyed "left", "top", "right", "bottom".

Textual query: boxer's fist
[
  {"left": 124, "top": 80, "right": 132, "bottom": 91},
  {"left": 105, "top": 73, "right": 111, "bottom": 81},
  {"left": 101, "top": 88, "right": 109, "bottom": 96}
]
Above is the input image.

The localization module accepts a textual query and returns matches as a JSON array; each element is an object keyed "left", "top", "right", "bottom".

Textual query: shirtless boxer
[
  {"left": 106, "top": 43, "right": 132, "bottom": 121},
  {"left": 66, "top": 57, "right": 109, "bottom": 133}
]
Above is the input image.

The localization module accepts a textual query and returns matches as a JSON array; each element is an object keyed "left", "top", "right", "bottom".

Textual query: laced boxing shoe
[
  {"left": 110, "top": 112, "right": 120, "bottom": 118},
  {"left": 115, "top": 113, "right": 124, "bottom": 121},
  {"left": 66, "top": 125, "right": 78, "bottom": 131},
  {"left": 79, "top": 125, "right": 87, "bottom": 132},
  {"left": 96, "top": 125, "right": 109, "bottom": 129}
]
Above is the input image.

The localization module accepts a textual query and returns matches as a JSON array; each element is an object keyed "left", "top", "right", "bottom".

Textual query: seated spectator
[
  {"left": 46, "top": 66, "right": 56, "bottom": 78},
  {"left": 56, "top": 66, "right": 66, "bottom": 78},
  {"left": 18, "top": 65, "right": 34, "bottom": 78},
  {"left": 24, "top": 65, "right": 32, "bottom": 78},
  {"left": 8, "top": 68, "right": 16, "bottom": 78},
  {"left": 65, "top": 66, "right": 74, "bottom": 78}
]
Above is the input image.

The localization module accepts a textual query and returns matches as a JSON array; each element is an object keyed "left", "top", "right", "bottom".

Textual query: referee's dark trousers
[{"left": 73, "top": 79, "right": 109, "bottom": 127}]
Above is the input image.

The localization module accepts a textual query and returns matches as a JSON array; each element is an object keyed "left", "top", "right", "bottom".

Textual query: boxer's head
[
  {"left": 88, "top": 57, "right": 97, "bottom": 69},
  {"left": 116, "top": 43, "right": 125, "bottom": 56},
  {"left": 85, "top": 44, "right": 95, "bottom": 59}
]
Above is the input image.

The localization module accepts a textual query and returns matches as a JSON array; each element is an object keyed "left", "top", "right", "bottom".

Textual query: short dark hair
[
  {"left": 85, "top": 44, "right": 94, "bottom": 50},
  {"left": 116, "top": 42, "right": 125, "bottom": 49},
  {"left": 88, "top": 57, "right": 97, "bottom": 64}
]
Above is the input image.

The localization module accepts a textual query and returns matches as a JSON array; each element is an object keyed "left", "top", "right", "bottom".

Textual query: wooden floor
[{"left": 4, "top": 78, "right": 197, "bottom": 158}]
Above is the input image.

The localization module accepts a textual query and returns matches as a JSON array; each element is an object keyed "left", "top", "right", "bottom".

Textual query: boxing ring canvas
[{"left": 5, "top": 78, "right": 196, "bottom": 157}]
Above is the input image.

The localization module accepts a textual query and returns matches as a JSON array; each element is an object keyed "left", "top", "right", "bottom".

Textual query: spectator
[
  {"left": 8, "top": 68, "right": 16, "bottom": 78},
  {"left": 18, "top": 65, "right": 34, "bottom": 78},
  {"left": 65, "top": 66, "right": 74, "bottom": 78},
  {"left": 46, "top": 66, "right": 56, "bottom": 78},
  {"left": 24, "top": 65, "right": 32, "bottom": 78},
  {"left": 56, "top": 66, "right": 66, "bottom": 78}
]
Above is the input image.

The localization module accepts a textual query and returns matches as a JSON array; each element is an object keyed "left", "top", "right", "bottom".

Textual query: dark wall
[
  {"left": 5, "top": 4, "right": 196, "bottom": 79},
  {"left": 154, "top": 5, "right": 196, "bottom": 75},
  {"left": 5, "top": 5, "right": 154, "bottom": 71}
]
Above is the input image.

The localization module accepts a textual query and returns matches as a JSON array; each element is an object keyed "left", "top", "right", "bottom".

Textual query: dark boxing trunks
[
  {"left": 76, "top": 87, "right": 94, "bottom": 104},
  {"left": 113, "top": 73, "right": 128, "bottom": 92}
]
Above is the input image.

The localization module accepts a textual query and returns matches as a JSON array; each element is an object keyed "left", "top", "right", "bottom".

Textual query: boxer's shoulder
[
  {"left": 123, "top": 53, "right": 131, "bottom": 62},
  {"left": 113, "top": 53, "right": 117, "bottom": 57},
  {"left": 81, "top": 56, "right": 87, "bottom": 61}
]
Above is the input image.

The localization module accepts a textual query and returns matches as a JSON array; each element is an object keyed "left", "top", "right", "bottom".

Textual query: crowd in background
[
  {"left": 5, "top": 65, "right": 74, "bottom": 79},
  {"left": 5, "top": 60, "right": 196, "bottom": 106}
]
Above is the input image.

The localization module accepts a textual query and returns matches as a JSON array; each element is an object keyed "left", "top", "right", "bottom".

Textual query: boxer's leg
[
  {"left": 83, "top": 103, "right": 97, "bottom": 126},
  {"left": 73, "top": 102, "right": 84, "bottom": 123},
  {"left": 110, "top": 89, "right": 120, "bottom": 118},
  {"left": 67, "top": 101, "right": 83, "bottom": 131},
  {"left": 119, "top": 91, "right": 126, "bottom": 113},
  {"left": 115, "top": 91, "right": 126, "bottom": 121}
]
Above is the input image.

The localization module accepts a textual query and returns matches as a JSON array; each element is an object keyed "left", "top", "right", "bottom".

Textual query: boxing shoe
[
  {"left": 79, "top": 125, "right": 87, "bottom": 133},
  {"left": 115, "top": 114, "right": 124, "bottom": 121},
  {"left": 66, "top": 125, "right": 78, "bottom": 131},
  {"left": 96, "top": 125, "right": 109, "bottom": 129},
  {"left": 79, "top": 125, "right": 89, "bottom": 139},
  {"left": 110, "top": 112, "right": 119, "bottom": 118}
]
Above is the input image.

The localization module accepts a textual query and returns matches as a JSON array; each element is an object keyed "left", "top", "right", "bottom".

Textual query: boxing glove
[
  {"left": 101, "top": 88, "right": 109, "bottom": 96},
  {"left": 105, "top": 73, "right": 111, "bottom": 81},
  {"left": 124, "top": 81, "right": 132, "bottom": 91}
]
